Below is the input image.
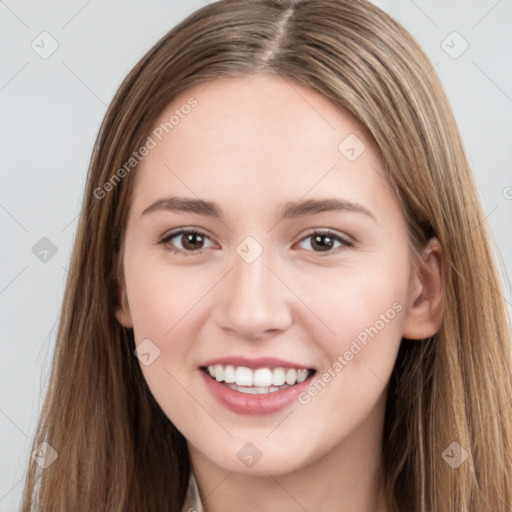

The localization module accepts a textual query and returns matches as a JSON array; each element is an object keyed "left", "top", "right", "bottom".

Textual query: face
[{"left": 116, "top": 74, "right": 426, "bottom": 476}]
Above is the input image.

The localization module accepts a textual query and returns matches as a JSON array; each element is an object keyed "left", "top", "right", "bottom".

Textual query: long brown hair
[{"left": 21, "top": 0, "right": 512, "bottom": 510}]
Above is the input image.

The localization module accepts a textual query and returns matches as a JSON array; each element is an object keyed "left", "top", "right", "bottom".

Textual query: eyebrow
[{"left": 141, "top": 196, "right": 377, "bottom": 222}]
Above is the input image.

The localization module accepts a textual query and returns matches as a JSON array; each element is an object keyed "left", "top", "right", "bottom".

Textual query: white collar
[{"left": 181, "top": 469, "right": 204, "bottom": 512}]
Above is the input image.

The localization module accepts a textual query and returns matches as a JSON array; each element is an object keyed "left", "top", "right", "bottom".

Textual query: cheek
[
  {"left": 295, "top": 254, "right": 407, "bottom": 407},
  {"left": 315, "top": 292, "right": 404, "bottom": 398},
  {"left": 124, "top": 254, "right": 223, "bottom": 412},
  {"left": 299, "top": 253, "right": 407, "bottom": 352},
  {"left": 124, "top": 261, "right": 210, "bottom": 432},
  {"left": 125, "top": 254, "right": 211, "bottom": 345}
]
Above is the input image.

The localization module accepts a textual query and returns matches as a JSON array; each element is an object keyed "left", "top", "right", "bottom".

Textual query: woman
[{"left": 21, "top": 0, "right": 512, "bottom": 510}]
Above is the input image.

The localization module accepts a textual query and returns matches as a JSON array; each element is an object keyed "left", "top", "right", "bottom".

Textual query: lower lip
[{"left": 200, "top": 369, "right": 315, "bottom": 415}]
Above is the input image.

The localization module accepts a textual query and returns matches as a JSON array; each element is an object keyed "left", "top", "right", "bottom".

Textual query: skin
[{"left": 116, "top": 74, "right": 444, "bottom": 512}]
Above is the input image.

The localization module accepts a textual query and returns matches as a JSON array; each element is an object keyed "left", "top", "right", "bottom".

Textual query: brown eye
[
  {"left": 297, "top": 230, "right": 353, "bottom": 255},
  {"left": 160, "top": 229, "right": 214, "bottom": 256}
]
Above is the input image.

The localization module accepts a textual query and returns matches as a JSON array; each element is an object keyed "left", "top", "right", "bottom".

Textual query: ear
[
  {"left": 115, "top": 286, "right": 133, "bottom": 329},
  {"left": 402, "top": 237, "right": 445, "bottom": 340},
  {"left": 114, "top": 252, "right": 133, "bottom": 329}
]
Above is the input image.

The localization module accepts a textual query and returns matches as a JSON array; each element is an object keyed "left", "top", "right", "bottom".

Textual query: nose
[{"left": 214, "top": 247, "right": 293, "bottom": 341}]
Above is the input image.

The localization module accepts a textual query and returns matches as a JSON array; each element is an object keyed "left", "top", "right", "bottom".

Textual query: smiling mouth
[{"left": 201, "top": 364, "right": 316, "bottom": 394}]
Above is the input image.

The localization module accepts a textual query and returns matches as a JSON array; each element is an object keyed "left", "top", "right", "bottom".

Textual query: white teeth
[
  {"left": 296, "top": 369, "right": 308, "bottom": 383},
  {"left": 272, "top": 367, "right": 286, "bottom": 386},
  {"left": 285, "top": 368, "right": 297, "bottom": 385},
  {"left": 235, "top": 366, "right": 253, "bottom": 386},
  {"left": 224, "top": 383, "right": 291, "bottom": 394},
  {"left": 223, "top": 365, "right": 235, "bottom": 383},
  {"left": 239, "top": 385, "right": 266, "bottom": 394},
  {"left": 214, "top": 364, "right": 224, "bottom": 382},
  {"left": 205, "top": 364, "right": 313, "bottom": 389},
  {"left": 253, "top": 368, "right": 273, "bottom": 387}
]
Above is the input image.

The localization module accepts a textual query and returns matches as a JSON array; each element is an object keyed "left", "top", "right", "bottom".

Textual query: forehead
[
  {"left": 152, "top": 74, "right": 377, "bottom": 154},
  {"left": 130, "top": 74, "right": 389, "bottom": 216}
]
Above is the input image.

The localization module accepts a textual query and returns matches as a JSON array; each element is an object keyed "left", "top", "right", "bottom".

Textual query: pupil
[
  {"left": 313, "top": 234, "right": 333, "bottom": 251},
  {"left": 184, "top": 233, "right": 203, "bottom": 250}
]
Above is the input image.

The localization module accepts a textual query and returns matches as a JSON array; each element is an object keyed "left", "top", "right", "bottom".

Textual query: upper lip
[{"left": 200, "top": 355, "right": 315, "bottom": 370}]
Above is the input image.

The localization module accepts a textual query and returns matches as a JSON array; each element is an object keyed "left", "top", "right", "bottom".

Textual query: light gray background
[{"left": 1, "top": 1, "right": 511, "bottom": 509}]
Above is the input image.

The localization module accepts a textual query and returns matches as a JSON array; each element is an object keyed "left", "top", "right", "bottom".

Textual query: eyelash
[{"left": 158, "top": 228, "right": 354, "bottom": 257}]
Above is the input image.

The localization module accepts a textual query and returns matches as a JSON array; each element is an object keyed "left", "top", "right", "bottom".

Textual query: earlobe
[{"left": 402, "top": 237, "right": 445, "bottom": 340}]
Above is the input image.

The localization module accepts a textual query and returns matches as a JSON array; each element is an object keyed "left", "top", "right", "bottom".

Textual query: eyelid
[{"left": 300, "top": 227, "right": 354, "bottom": 245}]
